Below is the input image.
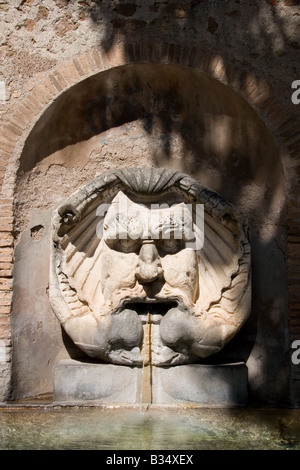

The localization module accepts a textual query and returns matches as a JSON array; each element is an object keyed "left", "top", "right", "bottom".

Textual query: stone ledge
[
  {"left": 53, "top": 360, "right": 248, "bottom": 406},
  {"left": 54, "top": 360, "right": 143, "bottom": 404},
  {"left": 152, "top": 363, "right": 248, "bottom": 406}
]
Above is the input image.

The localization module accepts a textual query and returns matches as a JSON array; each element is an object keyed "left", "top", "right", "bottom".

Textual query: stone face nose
[{"left": 135, "top": 240, "right": 163, "bottom": 284}]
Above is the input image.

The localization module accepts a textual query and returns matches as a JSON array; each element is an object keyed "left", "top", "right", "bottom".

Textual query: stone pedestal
[
  {"left": 151, "top": 363, "right": 248, "bottom": 406},
  {"left": 54, "top": 359, "right": 248, "bottom": 406},
  {"left": 54, "top": 360, "right": 145, "bottom": 404}
]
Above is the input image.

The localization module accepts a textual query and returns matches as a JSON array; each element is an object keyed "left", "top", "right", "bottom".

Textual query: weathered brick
[
  {"left": 24, "top": 94, "right": 43, "bottom": 114},
  {"left": 160, "top": 42, "right": 170, "bottom": 64},
  {"left": 0, "top": 240, "right": 13, "bottom": 248},
  {"left": 0, "top": 282, "right": 12, "bottom": 292},
  {"left": 73, "top": 58, "right": 85, "bottom": 77},
  {"left": 140, "top": 42, "right": 151, "bottom": 63},
  {"left": 57, "top": 64, "right": 73, "bottom": 86},
  {"left": 283, "top": 0, "right": 299, "bottom": 6},
  {"left": 0, "top": 247, "right": 13, "bottom": 254},
  {"left": 289, "top": 290, "right": 300, "bottom": 299},
  {"left": 278, "top": 118, "right": 299, "bottom": 136},
  {"left": 0, "top": 232, "right": 14, "bottom": 239},
  {"left": 152, "top": 42, "right": 163, "bottom": 63},
  {"left": 0, "top": 156, "right": 9, "bottom": 168},
  {"left": 285, "top": 131, "right": 300, "bottom": 147},
  {"left": 181, "top": 43, "right": 193, "bottom": 67},
  {"left": 192, "top": 49, "right": 206, "bottom": 69},
  {"left": 110, "top": 43, "right": 126, "bottom": 66},
  {"left": 248, "top": 87, "right": 270, "bottom": 106},
  {"left": 208, "top": 54, "right": 225, "bottom": 78},
  {"left": 78, "top": 54, "right": 90, "bottom": 75},
  {"left": 172, "top": 43, "right": 183, "bottom": 65},
  {"left": 288, "top": 248, "right": 300, "bottom": 257},
  {"left": 31, "top": 85, "right": 51, "bottom": 106},
  {"left": 289, "top": 309, "right": 300, "bottom": 317},
  {"left": 56, "top": 70, "right": 68, "bottom": 89},
  {"left": 37, "top": 83, "right": 53, "bottom": 103},
  {"left": 0, "top": 329, "right": 11, "bottom": 339},
  {"left": 3, "top": 122, "right": 23, "bottom": 138},
  {"left": 0, "top": 201, "right": 13, "bottom": 208},
  {"left": 0, "top": 215, "right": 13, "bottom": 222},
  {"left": 0, "top": 262, "right": 13, "bottom": 270},
  {"left": 0, "top": 234, "right": 13, "bottom": 241},
  {"left": 0, "top": 139, "right": 14, "bottom": 154},
  {"left": 1, "top": 126, "right": 19, "bottom": 146},
  {"left": 0, "top": 315, "right": 10, "bottom": 327},
  {"left": 92, "top": 49, "right": 103, "bottom": 69},
  {"left": 84, "top": 51, "right": 98, "bottom": 73},
  {"left": 287, "top": 263, "right": 300, "bottom": 275},
  {"left": 178, "top": 43, "right": 191, "bottom": 67},
  {"left": 49, "top": 74, "right": 64, "bottom": 92},
  {"left": 0, "top": 208, "right": 13, "bottom": 218},
  {"left": 0, "top": 270, "right": 12, "bottom": 278},
  {"left": 287, "top": 215, "right": 300, "bottom": 224},
  {"left": 173, "top": 8, "right": 186, "bottom": 18},
  {"left": 0, "top": 253, "right": 13, "bottom": 263},
  {"left": 289, "top": 300, "right": 300, "bottom": 310},
  {"left": 266, "top": 0, "right": 279, "bottom": 6},
  {"left": 66, "top": 60, "right": 81, "bottom": 81},
  {"left": 290, "top": 149, "right": 300, "bottom": 159},
  {"left": 10, "top": 111, "right": 29, "bottom": 130},
  {"left": 18, "top": 104, "right": 36, "bottom": 123},
  {"left": 0, "top": 209, "right": 13, "bottom": 218},
  {"left": 125, "top": 42, "right": 136, "bottom": 63},
  {"left": 289, "top": 319, "right": 300, "bottom": 328},
  {"left": 288, "top": 256, "right": 300, "bottom": 265},
  {"left": 0, "top": 297, "right": 12, "bottom": 307},
  {"left": 42, "top": 77, "right": 57, "bottom": 96}
]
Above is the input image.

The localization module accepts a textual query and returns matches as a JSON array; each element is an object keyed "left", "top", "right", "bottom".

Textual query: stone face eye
[
  {"left": 158, "top": 238, "right": 184, "bottom": 254},
  {"left": 111, "top": 237, "right": 142, "bottom": 253}
]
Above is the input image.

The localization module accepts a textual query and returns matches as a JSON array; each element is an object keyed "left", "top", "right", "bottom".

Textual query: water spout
[{"left": 138, "top": 311, "right": 152, "bottom": 404}]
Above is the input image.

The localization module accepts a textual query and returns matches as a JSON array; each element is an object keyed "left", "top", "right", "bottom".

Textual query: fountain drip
[{"left": 139, "top": 311, "right": 152, "bottom": 404}]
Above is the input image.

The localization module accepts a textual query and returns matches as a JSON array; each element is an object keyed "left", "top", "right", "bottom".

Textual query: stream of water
[{"left": 139, "top": 311, "right": 152, "bottom": 404}]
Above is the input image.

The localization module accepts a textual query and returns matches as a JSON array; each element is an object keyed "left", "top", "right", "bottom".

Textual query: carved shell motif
[{"left": 49, "top": 167, "right": 251, "bottom": 365}]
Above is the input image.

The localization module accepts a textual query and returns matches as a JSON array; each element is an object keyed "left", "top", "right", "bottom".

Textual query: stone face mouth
[{"left": 123, "top": 300, "right": 178, "bottom": 317}]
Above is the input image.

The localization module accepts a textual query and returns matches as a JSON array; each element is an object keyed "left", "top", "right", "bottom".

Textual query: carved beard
[
  {"left": 63, "top": 269, "right": 202, "bottom": 366},
  {"left": 69, "top": 303, "right": 203, "bottom": 367},
  {"left": 98, "top": 282, "right": 200, "bottom": 367}
]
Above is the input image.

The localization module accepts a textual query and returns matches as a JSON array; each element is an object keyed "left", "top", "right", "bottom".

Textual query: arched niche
[{"left": 11, "top": 63, "right": 288, "bottom": 403}]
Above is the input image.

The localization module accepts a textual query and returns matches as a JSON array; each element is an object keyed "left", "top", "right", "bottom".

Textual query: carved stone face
[
  {"left": 99, "top": 191, "right": 199, "bottom": 309},
  {"left": 50, "top": 167, "right": 251, "bottom": 366},
  {"left": 93, "top": 191, "right": 200, "bottom": 365}
]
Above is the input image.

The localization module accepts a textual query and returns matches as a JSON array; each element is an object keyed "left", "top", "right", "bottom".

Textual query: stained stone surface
[
  {"left": 54, "top": 360, "right": 142, "bottom": 404},
  {"left": 53, "top": 359, "right": 248, "bottom": 406},
  {"left": 151, "top": 363, "right": 248, "bottom": 405}
]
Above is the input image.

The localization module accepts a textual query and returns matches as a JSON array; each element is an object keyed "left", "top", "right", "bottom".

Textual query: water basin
[{"left": 0, "top": 404, "right": 299, "bottom": 450}]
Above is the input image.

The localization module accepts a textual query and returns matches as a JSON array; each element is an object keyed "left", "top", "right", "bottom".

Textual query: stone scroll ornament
[{"left": 50, "top": 167, "right": 251, "bottom": 366}]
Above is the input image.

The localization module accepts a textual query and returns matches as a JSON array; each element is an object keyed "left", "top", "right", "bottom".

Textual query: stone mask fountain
[{"left": 50, "top": 167, "right": 251, "bottom": 405}]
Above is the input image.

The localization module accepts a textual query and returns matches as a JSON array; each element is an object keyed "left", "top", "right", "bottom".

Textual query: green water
[{"left": 0, "top": 406, "right": 299, "bottom": 450}]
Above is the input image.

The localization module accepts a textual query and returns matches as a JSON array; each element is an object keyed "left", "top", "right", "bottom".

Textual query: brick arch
[{"left": 0, "top": 41, "right": 299, "bottom": 402}]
